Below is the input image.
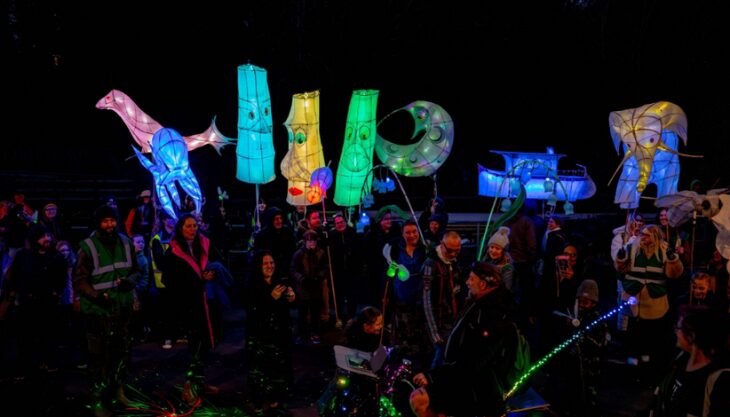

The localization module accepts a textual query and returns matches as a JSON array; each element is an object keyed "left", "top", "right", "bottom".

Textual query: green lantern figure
[{"left": 334, "top": 89, "right": 379, "bottom": 207}]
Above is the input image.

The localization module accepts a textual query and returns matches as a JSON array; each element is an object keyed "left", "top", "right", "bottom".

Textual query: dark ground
[{"left": 0, "top": 303, "right": 657, "bottom": 417}]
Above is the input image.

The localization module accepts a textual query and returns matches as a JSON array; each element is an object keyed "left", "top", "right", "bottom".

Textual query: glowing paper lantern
[
  {"left": 96, "top": 89, "right": 232, "bottom": 154},
  {"left": 308, "top": 166, "right": 334, "bottom": 204},
  {"left": 375, "top": 101, "right": 454, "bottom": 177},
  {"left": 333, "top": 90, "right": 379, "bottom": 206},
  {"left": 281, "top": 90, "right": 326, "bottom": 206},
  {"left": 478, "top": 150, "right": 596, "bottom": 201},
  {"left": 235, "top": 64, "right": 276, "bottom": 184},
  {"left": 133, "top": 128, "right": 203, "bottom": 220},
  {"left": 609, "top": 101, "right": 690, "bottom": 209}
]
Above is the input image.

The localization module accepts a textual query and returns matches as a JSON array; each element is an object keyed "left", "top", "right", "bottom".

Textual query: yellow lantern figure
[
  {"left": 333, "top": 89, "right": 379, "bottom": 207},
  {"left": 609, "top": 101, "right": 691, "bottom": 209},
  {"left": 281, "top": 90, "right": 326, "bottom": 206}
]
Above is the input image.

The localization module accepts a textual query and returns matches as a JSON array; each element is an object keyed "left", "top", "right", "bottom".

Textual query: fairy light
[
  {"left": 378, "top": 396, "right": 403, "bottom": 417},
  {"left": 504, "top": 297, "right": 637, "bottom": 399}
]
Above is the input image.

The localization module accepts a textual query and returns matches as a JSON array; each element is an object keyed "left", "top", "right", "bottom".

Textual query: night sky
[{"left": 4, "top": 0, "right": 729, "bottom": 211}]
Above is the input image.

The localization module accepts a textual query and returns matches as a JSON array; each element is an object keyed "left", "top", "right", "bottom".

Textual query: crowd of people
[{"left": 1, "top": 190, "right": 729, "bottom": 417}]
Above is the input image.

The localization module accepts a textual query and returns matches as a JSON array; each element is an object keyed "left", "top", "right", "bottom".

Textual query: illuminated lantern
[
  {"left": 133, "top": 128, "right": 203, "bottom": 220},
  {"left": 609, "top": 101, "right": 692, "bottom": 209},
  {"left": 235, "top": 63, "right": 276, "bottom": 184},
  {"left": 478, "top": 150, "right": 595, "bottom": 201},
  {"left": 308, "top": 166, "right": 333, "bottom": 204},
  {"left": 333, "top": 89, "right": 379, "bottom": 206},
  {"left": 375, "top": 101, "right": 454, "bottom": 177},
  {"left": 281, "top": 90, "right": 326, "bottom": 206},
  {"left": 96, "top": 89, "right": 232, "bottom": 153}
]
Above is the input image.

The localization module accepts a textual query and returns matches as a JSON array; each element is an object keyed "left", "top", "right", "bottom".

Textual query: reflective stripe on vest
[{"left": 83, "top": 237, "right": 133, "bottom": 276}]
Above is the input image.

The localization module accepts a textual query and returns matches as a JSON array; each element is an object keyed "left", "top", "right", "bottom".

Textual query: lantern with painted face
[
  {"left": 609, "top": 101, "right": 689, "bottom": 208},
  {"left": 235, "top": 64, "right": 276, "bottom": 184},
  {"left": 334, "top": 89, "right": 379, "bottom": 207},
  {"left": 281, "top": 90, "right": 326, "bottom": 206},
  {"left": 375, "top": 101, "right": 454, "bottom": 177}
]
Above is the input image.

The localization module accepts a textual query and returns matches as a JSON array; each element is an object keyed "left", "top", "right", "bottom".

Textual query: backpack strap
[{"left": 703, "top": 368, "right": 730, "bottom": 417}]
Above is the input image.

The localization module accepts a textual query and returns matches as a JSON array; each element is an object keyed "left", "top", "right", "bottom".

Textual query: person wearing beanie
[
  {"left": 410, "top": 262, "right": 517, "bottom": 417},
  {"left": 3, "top": 223, "right": 67, "bottom": 377},
  {"left": 423, "top": 213, "right": 447, "bottom": 248},
  {"left": 75, "top": 205, "right": 142, "bottom": 417},
  {"left": 484, "top": 227, "right": 515, "bottom": 291},
  {"left": 290, "top": 227, "right": 328, "bottom": 344},
  {"left": 39, "top": 202, "right": 69, "bottom": 242},
  {"left": 125, "top": 190, "right": 155, "bottom": 242},
  {"left": 548, "top": 278, "right": 608, "bottom": 417}
]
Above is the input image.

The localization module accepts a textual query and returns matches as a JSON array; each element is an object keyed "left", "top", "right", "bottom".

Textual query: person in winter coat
[{"left": 161, "top": 214, "right": 220, "bottom": 406}]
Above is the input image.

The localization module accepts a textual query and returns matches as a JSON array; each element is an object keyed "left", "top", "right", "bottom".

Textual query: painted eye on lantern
[
  {"left": 288, "top": 131, "right": 294, "bottom": 143},
  {"left": 295, "top": 130, "right": 307, "bottom": 145},
  {"left": 345, "top": 127, "right": 353, "bottom": 140},
  {"left": 248, "top": 111, "right": 256, "bottom": 120},
  {"left": 263, "top": 107, "right": 269, "bottom": 116},
  {"left": 359, "top": 126, "right": 371, "bottom": 140}
]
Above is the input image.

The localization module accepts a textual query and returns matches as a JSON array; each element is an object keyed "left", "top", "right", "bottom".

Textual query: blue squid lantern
[
  {"left": 133, "top": 128, "right": 203, "bottom": 220},
  {"left": 235, "top": 63, "right": 276, "bottom": 184}
]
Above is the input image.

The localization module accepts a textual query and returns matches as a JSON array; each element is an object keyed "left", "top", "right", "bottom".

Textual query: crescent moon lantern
[{"left": 375, "top": 101, "right": 454, "bottom": 177}]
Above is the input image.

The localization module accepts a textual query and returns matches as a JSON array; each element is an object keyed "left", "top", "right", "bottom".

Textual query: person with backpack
[
  {"left": 652, "top": 306, "right": 730, "bottom": 417},
  {"left": 410, "top": 262, "right": 521, "bottom": 417}
]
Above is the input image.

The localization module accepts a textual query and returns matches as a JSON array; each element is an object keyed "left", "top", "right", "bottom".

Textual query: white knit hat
[
  {"left": 576, "top": 279, "right": 599, "bottom": 302},
  {"left": 488, "top": 226, "right": 510, "bottom": 249}
]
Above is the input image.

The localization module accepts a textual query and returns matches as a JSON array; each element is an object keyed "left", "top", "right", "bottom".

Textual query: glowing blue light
[{"left": 627, "top": 296, "right": 638, "bottom": 305}]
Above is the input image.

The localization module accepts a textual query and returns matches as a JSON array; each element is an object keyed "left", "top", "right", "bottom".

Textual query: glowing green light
[
  {"left": 379, "top": 396, "right": 403, "bottom": 417},
  {"left": 334, "top": 89, "right": 379, "bottom": 207},
  {"left": 504, "top": 299, "right": 633, "bottom": 399}
]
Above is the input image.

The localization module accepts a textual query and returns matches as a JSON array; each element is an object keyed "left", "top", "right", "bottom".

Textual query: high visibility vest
[
  {"left": 150, "top": 233, "right": 170, "bottom": 288},
  {"left": 79, "top": 234, "right": 134, "bottom": 315}
]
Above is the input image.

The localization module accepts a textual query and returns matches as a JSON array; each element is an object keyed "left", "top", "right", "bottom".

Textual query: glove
[
  {"left": 117, "top": 278, "right": 135, "bottom": 292},
  {"left": 617, "top": 248, "right": 626, "bottom": 260}
]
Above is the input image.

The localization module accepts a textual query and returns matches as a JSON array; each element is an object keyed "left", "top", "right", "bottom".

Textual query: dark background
[{"left": 3, "top": 0, "right": 729, "bottom": 213}]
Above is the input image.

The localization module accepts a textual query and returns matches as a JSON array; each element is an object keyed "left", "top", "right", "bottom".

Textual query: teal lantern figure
[{"left": 235, "top": 63, "right": 275, "bottom": 184}]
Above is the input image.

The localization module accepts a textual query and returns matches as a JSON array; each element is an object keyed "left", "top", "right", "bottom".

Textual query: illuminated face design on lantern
[
  {"left": 610, "top": 101, "right": 689, "bottom": 208},
  {"left": 375, "top": 101, "right": 454, "bottom": 177},
  {"left": 133, "top": 128, "right": 203, "bottom": 220},
  {"left": 334, "top": 90, "right": 379, "bottom": 207},
  {"left": 281, "top": 91, "right": 325, "bottom": 206},
  {"left": 236, "top": 64, "right": 275, "bottom": 184}
]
